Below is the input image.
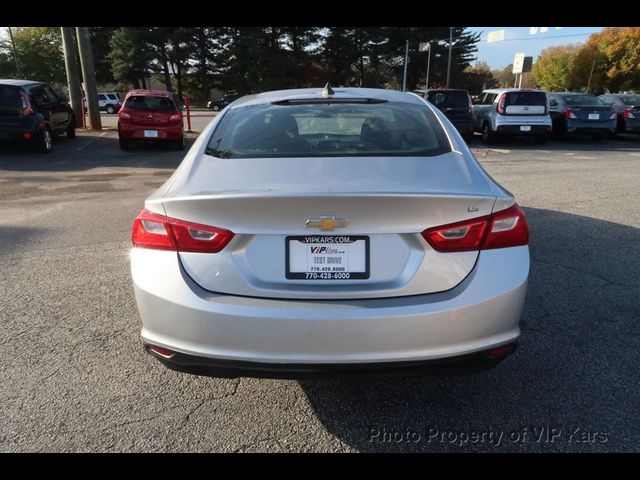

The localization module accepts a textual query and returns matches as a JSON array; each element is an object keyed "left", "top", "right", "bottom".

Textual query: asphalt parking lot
[{"left": 0, "top": 131, "right": 639, "bottom": 452}]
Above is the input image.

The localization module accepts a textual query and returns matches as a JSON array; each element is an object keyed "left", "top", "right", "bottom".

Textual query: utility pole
[
  {"left": 60, "top": 27, "right": 84, "bottom": 128},
  {"left": 75, "top": 27, "right": 101, "bottom": 130},
  {"left": 425, "top": 44, "right": 432, "bottom": 94},
  {"left": 446, "top": 27, "right": 453, "bottom": 88},
  {"left": 402, "top": 40, "right": 409, "bottom": 92},
  {"left": 586, "top": 56, "right": 597, "bottom": 93},
  {"left": 7, "top": 27, "right": 21, "bottom": 77}
]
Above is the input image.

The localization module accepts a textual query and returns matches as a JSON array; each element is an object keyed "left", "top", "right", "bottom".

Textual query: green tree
[
  {"left": 110, "top": 27, "right": 152, "bottom": 88},
  {"left": 0, "top": 27, "right": 65, "bottom": 84},
  {"left": 89, "top": 27, "right": 118, "bottom": 85},
  {"left": 492, "top": 64, "right": 515, "bottom": 88},
  {"left": 461, "top": 61, "right": 496, "bottom": 95},
  {"left": 383, "top": 27, "right": 480, "bottom": 90},
  {"left": 531, "top": 44, "right": 581, "bottom": 91}
]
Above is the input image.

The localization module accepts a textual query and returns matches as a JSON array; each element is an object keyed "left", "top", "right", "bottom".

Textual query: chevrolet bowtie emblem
[{"left": 305, "top": 216, "right": 350, "bottom": 231}]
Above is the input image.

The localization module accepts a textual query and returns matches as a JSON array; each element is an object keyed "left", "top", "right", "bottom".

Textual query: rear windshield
[
  {"left": 0, "top": 85, "right": 21, "bottom": 110},
  {"left": 427, "top": 91, "right": 470, "bottom": 109},
  {"left": 505, "top": 91, "right": 547, "bottom": 107},
  {"left": 124, "top": 95, "right": 176, "bottom": 111},
  {"left": 205, "top": 101, "right": 451, "bottom": 158},
  {"left": 618, "top": 95, "right": 640, "bottom": 106},
  {"left": 561, "top": 95, "right": 605, "bottom": 106}
]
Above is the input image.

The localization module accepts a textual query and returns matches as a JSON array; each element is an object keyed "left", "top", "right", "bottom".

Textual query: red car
[{"left": 118, "top": 89, "right": 184, "bottom": 150}]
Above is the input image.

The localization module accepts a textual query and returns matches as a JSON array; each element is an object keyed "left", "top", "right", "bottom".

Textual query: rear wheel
[
  {"left": 481, "top": 123, "right": 495, "bottom": 144},
  {"left": 35, "top": 127, "right": 53, "bottom": 154},
  {"left": 105, "top": 104, "right": 116, "bottom": 114},
  {"left": 119, "top": 137, "right": 130, "bottom": 151},
  {"left": 173, "top": 137, "right": 185, "bottom": 151}
]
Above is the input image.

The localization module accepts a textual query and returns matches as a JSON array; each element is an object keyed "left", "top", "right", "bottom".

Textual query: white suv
[
  {"left": 473, "top": 88, "right": 552, "bottom": 144},
  {"left": 97, "top": 92, "right": 122, "bottom": 114}
]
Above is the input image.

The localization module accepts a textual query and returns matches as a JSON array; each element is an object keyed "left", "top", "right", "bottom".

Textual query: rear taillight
[
  {"left": 421, "top": 203, "right": 529, "bottom": 252},
  {"left": 496, "top": 93, "right": 506, "bottom": 115},
  {"left": 118, "top": 109, "right": 132, "bottom": 120},
  {"left": 563, "top": 108, "right": 577, "bottom": 119},
  {"left": 19, "top": 91, "right": 34, "bottom": 116},
  {"left": 609, "top": 112, "right": 618, "bottom": 120},
  {"left": 168, "top": 112, "right": 182, "bottom": 123},
  {"left": 132, "top": 208, "right": 234, "bottom": 253},
  {"left": 623, "top": 109, "right": 636, "bottom": 119}
]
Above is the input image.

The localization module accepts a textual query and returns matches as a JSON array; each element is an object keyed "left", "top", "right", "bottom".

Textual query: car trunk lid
[{"left": 157, "top": 153, "right": 500, "bottom": 299}]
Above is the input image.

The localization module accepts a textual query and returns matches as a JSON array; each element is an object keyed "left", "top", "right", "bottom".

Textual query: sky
[{"left": 468, "top": 27, "right": 604, "bottom": 69}]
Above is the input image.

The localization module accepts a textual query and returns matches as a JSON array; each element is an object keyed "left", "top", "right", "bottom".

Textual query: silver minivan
[{"left": 473, "top": 88, "right": 552, "bottom": 144}]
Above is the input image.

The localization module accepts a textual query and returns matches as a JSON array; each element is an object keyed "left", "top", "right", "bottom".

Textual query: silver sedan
[{"left": 130, "top": 86, "right": 530, "bottom": 378}]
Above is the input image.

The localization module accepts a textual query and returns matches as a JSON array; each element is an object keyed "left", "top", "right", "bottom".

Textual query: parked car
[
  {"left": 548, "top": 93, "right": 616, "bottom": 140},
  {"left": 473, "top": 88, "right": 552, "bottom": 144},
  {"left": 0, "top": 79, "right": 75, "bottom": 153},
  {"left": 130, "top": 86, "right": 530, "bottom": 379},
  {"left": 207, "top": 94, "right": 240, "bottom": 111},
  {"left": 117, "top": 89, "right": 184, "bottom": 151},
  {"left": 598, "top": 93, "right": 640, "bottom": 134},
  {"left": 417, "top": 88, "right": 475, "bottom": 143},
  {"left": 97, "top": 92, "right": 122, "bottom": 114}
]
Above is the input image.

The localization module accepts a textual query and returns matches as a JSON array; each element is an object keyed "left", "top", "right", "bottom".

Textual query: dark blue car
[{"left": 548, "top": 93, "right": 616, "bottom": 140}]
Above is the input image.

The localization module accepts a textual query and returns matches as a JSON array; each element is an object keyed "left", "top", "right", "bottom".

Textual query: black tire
[
  {"left": 66, "top": 117, "right": 76, "bottom": 138},
  {"left": 173, "top": 137, "right": 185, "bottom": 151},
  {"left": 105, "top": 104, "right": 116, "bottom": 114},
  {"left": 35, "top": 127, "right": 53, "bottom": 154},
  {"left": 533, "top": 135, "right": 548, "bottom": 145},
  {"left": 481, "top": 123, "right": 495, "bottom": 144},
  {"left": 616, "top": 115, "right": 625, "bottom": 134},
  {"left": 119, "top": 137, "right": 130, "bottom": 151}
]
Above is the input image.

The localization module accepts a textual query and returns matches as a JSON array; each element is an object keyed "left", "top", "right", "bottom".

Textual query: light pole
[
  {"left": 446, "top": 27, "right": 453, "bottom": 88},
  {"left": 402, "top": 40, "right": 409, "bottom": 92},
  {"left": 419, "top": 42, "right": 432, "bottom": 97}
]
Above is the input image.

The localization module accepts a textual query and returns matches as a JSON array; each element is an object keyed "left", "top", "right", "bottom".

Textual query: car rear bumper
[
  {"left": 131, "top": 245, "right": 529, "bottom": 375},
  {"left": 118, "top": 125, "right": 183, "bottom": 141},
  {"left": 147, "top": 344, "right": 517, "bottom": 378},
  {"left": 622, "top": 118, "right": 640, "bottom": 133},
  {"left": 0, "top": 120, "right": 40, "bottom": 141},
  {"left": 566, "top": 119, "right": 616, "bottom": 134},
  {"left": 495, "top": 124, "right": 551, "bottom": 136},
  {"left": 452, "top": 121, "right": 475, "bottom": 136}
]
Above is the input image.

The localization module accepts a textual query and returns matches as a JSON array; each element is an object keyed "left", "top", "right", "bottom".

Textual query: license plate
[
  {"left": 588, "top": 113, "right": 599, "bottom": 120},
  {"left": 144, "top": 130, "right": 158, "bottom": 138},
  {"left": 519, "top": 125, "right": 532, "bottom": 132},
  {"left": 286, "top": 235, "right": 369, "bottom": 280}
]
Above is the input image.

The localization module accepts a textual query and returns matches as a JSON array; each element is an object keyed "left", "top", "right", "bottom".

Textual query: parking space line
[{"left": 76, "top": 132, "right": 108, "bottom": 151}]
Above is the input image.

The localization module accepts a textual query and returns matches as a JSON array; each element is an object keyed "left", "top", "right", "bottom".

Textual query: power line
[{"left": 479, "top": 31, "right": 596, "bottom": 44}]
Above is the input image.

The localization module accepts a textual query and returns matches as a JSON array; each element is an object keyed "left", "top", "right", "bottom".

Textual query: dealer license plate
[{"left": 286, "top": 236, "right": 369, "bottom": 280}]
